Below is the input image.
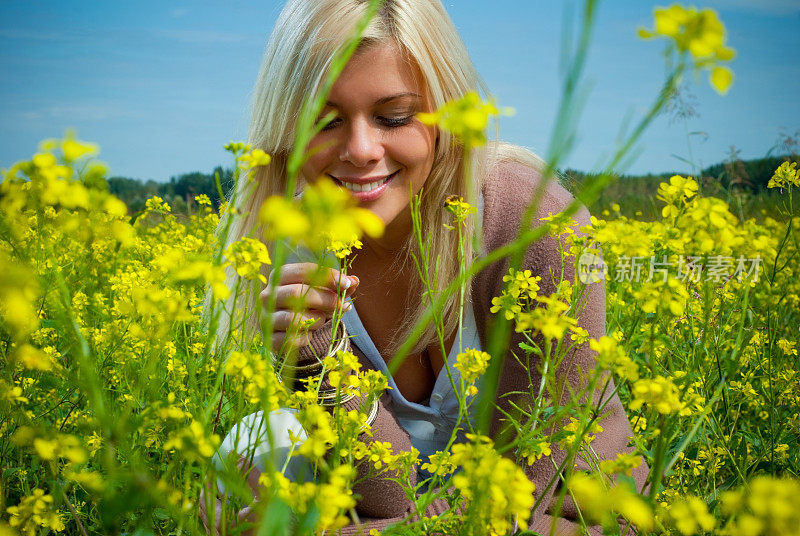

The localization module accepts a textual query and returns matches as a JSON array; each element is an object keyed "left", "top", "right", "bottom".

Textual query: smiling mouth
[{"left": 331, "top": 171, "right": 398, "bottom": 193}]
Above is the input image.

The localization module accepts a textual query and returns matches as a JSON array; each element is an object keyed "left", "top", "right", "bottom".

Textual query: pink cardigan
[{"left": 287, "top": 162, "right": 645, "bottom": 535}]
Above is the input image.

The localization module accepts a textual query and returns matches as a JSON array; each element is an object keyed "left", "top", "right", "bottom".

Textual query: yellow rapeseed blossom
[
  {"left": 518, "top": 439, "right": 552, "bottom": 464},
  {"left": 767, "top": 161, "right": 799, "bottom": 190},
  {"left": 590, "top": 336, "right": 641, "bottom": 381},
  {"left": 450, "top": 434, "right": 536, "bottom": 536},
  {"left": 6, "top": 489, "right": 65, "bottom": 536},
  {"left": 238, "top": 148, "right": 271, "bottom": 170},
  {"left": 259, "top": 178, "right": 384, "bottom": 253},
  {"left": 630, "top": 376, "right": 685, "bottom": 414},
  {"left": 720, "top": 476, "right": 800, "bottom": 536},
  {"left": 777, "top": 338, "right": 798, "bottom": 356},
  {"left": 568, "top": 473, "right": 653, "bottom": 531},
  {"left": 444, "top": 195, "right": 477, "bottom": 227},
  {"left": 559, "top": 417, "right": 604, "bottom": 449},
  {"left": 40, "top": 129, "right": 99, "bottom": 162},
  {"left": 454, "top": 348, "right": 491, "bottom": 396},
  {"left": 515, "top": 294, "right": 577, "bottom": 340},
  {"left": 162, "top": 420, "right": 220, "bottom": 462},
  {"left": 259, "top": 196, "right": 311, "bottom": 242},
  {"left": 0, "top": 259, "right": 40, "bottom": 338},
  {"left": 664, "top": 495, "right": 716, "bottom": 535},
  {"left": 418, "top": 91, "right": 513, "bottom": 148},
  {"left": 638, "top": 4, "right": 735, "bottom": 94},
  {"left": 315, "top": 465, "right": 357, "bottom": 531},
  {"left": 599, "top": 452, "right": 644, "bottom": 477},
  {"left": 421, "top": 450, "right": 457, "bottom": 477},
  {"left": 224, "top": 237, "right": 271, "bottom": 283},
  {"left": 144, "top": 195, "right": 171, "bottom": 214}
]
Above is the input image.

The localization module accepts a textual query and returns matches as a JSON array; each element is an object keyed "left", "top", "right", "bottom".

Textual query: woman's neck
[{"left": 360, "top": 204, "right": 414, "bottom": 260}]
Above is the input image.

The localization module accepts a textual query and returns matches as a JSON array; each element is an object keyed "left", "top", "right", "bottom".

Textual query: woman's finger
[
  {"left": 272, "top": 330, "right": 313, "bottom": 352},
  {"left": 276, "top": 263, "right": 356, "bottom": 293},
  {"left": 270, "top": 284, "right": 347, "bottom": 313},
  {"left": 198, "top": 483, "right": 222, "bottom": 536},
  {"left": 237, "top": 456, "right": 263, "bottom": 500},
  {"left": 270, "top": 310, "right": 328, "bottom": 332}
]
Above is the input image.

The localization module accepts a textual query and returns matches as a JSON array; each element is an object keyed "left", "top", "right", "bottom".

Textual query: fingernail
[
  {"left": 341, "top": 277, "right": 352, "bottom": 290},
  {"left": 350, "top": 275, "right": 359, "bottom": 286},
  {"left": 344, "top": 300, "right": 353, "bottom": 311}
]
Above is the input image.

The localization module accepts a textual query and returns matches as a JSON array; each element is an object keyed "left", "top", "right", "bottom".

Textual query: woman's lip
[
  {"left": 332, "top": 170, "right": 398, "bottom": 201},
  {"left": 329, "top": 172, "right": 397, "bottom": 184}
]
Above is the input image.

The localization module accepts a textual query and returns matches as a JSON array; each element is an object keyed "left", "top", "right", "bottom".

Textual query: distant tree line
[
  {"left": 564, "top": 154, "right": 795, "bottom": 192},
  {"left": 107, "top": 167, "right": 234, "bottom": 215}
]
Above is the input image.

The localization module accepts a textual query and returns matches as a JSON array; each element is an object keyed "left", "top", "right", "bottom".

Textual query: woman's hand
[
  {"left": 260, "top": 263, "right": 358, "bottom": 351},
  {"left": 198, "top": 458, "right": 262, "bottom": 536}
]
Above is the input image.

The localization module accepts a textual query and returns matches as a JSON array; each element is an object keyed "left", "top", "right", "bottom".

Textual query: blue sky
[{"left": 1, "top": 1, "right": 798, "bottom": 181}]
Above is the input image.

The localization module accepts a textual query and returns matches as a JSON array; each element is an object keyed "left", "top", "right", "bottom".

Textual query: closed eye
[
  {"left": 378, "top": 115, "right": 414, "bottom": 128},
  {"left": 317, "top": 114, "right": 415, "bottom": 132},
  {"left": 318, "top": 117, "right": 342, "bottom": 131}
]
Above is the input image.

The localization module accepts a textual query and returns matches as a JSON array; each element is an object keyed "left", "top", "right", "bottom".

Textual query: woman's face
[{"left": 302, "top": 42, "right": 437, "bottom": 227}]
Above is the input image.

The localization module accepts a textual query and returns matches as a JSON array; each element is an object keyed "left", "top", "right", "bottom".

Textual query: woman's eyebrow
[
  {"left": 374, "top": 92, "right": 422, "bottom": 105},
  {"left": 325, "top": 92, "right": 422, "bottom": 107}
]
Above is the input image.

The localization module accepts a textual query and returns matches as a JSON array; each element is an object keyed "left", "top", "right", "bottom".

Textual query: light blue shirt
[{"left": 342, "top": 302, "right": 482, "bottom": 473}]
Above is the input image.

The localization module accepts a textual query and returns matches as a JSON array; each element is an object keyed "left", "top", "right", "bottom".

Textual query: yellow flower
[
  {"left": 40, "top": 130, "right": 99, "bottom": 162},
  {"left": 258, "top": 196, "right": 311, "bottom": 242},
  {"left": 145, "top": 195, "right": 171, "bottom": 214},
  {"left": 238, "top": 148, "right": 272, "bottom": 178},
  {"left": 639, "top": 4, "right": 735, "bottom": 94},
  {"left": 14, "top": 344, "right": 62, "bottom": 372},
  {"left": 7, "top": 489, "right": 65, "bottom": 535},
  {"left": 518, "top": 439, "right": 552, "bottom": 464},
  {"left": 569, "top": 473, "right": 653, "bottom": 531},
  {"left": 224, "top": 237, "right": 271, "bottom": 283},
  {"left": 599, "top": 452, "right": 643, "bottom": 477},
  {"left": 418, "top": 91, "right": 513, "bottom": 148},
  {"left": 559, "top": 417, "right": 604, "bottom": 449},
  {"left": 630, "top": 376, "right": 685, "bottom": 414},
  {"left": 421, "top": 450, "right": 457, "bottom": 476},
  {"left": 326, "top": 236, "right": 363, "bottom": 259},
  {"left": 454, "top": 348, "right": 491, "bottom": 386},
  {"left": 163, "top": 420, "right": 220, "bottom": 461},
  {"left": 665, "top": 496, "right": 716, "bottom": 535},
  {"left": 444, "top": 195, "right": 477, "bottom": 226},
  {"left": 450, "top": 434, "right": 535, "bottom": 535},
  {"left": 767, "top": 161, "right": 799, "bottom": 190}
]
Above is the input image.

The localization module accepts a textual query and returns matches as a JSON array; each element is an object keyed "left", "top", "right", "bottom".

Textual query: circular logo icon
[{"left": 577, "top": 251, "right": 607, "bottom": 284}]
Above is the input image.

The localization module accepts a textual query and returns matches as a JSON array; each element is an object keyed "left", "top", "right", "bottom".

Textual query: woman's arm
[{"left": 472, "top": 161, "right": 647, "bottom": 532}]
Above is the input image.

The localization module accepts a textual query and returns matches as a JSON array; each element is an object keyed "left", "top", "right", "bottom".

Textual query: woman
[{"left": 205, "top": 0, "right": 645, "bottom": 534}]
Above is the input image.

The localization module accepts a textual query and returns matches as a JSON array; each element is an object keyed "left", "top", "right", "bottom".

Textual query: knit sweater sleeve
[
  {"left": 275, "top": 322, "right": 453, "bottom": 532},
  {"left": 472, "top": 161, "right": 647, "bottom": 532}
]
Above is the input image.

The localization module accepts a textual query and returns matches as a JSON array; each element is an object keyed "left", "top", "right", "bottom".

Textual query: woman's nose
[{"left": 339, "top": 119, "right": 384, "bottom": 167}]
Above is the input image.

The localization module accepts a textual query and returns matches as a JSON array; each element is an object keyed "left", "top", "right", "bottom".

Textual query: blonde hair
[{"left": 214, "top": 0, "right": 545, "bottom": 354}]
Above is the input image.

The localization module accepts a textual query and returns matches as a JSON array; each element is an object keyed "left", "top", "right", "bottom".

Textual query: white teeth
[{"left": 340, "top": 173, "right": 392, "bottom": 194}]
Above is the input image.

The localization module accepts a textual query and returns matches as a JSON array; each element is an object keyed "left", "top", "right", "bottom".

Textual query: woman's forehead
[{"left": 329, "top": 42, "right": 431, "bottom": 106}]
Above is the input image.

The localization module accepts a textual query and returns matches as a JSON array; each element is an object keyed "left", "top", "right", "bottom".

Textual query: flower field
[{"left": 2, "top": 3, "right": 800, "bottom": 536}]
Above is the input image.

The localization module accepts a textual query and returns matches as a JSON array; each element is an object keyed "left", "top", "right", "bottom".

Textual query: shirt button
[{"left": 431, "top": 393, "right": 443, "bottom": 403}]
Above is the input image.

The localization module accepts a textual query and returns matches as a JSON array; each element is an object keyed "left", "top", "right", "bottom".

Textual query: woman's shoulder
[{"left": 481, "top": 159, "right": 591, "bottom": 240}]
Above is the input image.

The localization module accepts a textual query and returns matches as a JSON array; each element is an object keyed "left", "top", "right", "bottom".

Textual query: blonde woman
[{"left": 203, "top": 0, "right": 645, "bottom": 534}]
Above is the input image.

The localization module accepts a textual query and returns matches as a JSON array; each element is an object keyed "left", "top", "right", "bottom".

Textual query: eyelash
[{"left": 318, "top": 115, "right": 414, "bottom": 131}]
